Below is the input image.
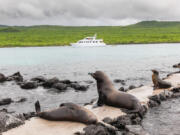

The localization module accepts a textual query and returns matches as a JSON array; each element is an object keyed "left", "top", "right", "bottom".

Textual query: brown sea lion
[
  {"left": 89, "top": 71, "right": 145, "bottom": 117},
  {"left": 173, "top": 63, "right": 180, "bottom": 71},
  {"left": 151, "top": 70, "right": 172, "bottom": 89},
  {"left": 35, "top": 101, "right": 97, "bottom": 124}
]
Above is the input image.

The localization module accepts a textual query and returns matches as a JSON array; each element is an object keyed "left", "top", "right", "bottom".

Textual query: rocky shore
[{"left": 0, "top": 70, "right": 180, "bottom": 135}]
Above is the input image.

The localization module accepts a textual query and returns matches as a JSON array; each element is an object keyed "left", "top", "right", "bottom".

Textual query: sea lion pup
[
  {"left": 151, "top": 69, "right": 172, "bottom": 89},
  {"left": 35, "top": 101, "right": 97, "bottom": 124},
  {"left": 89, "top": 71, "right": 145, "bottom": 117}
]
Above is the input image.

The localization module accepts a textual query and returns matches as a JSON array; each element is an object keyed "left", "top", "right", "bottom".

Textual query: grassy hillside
[{"left": 0, "top": 21, "right": 180, "bottom": 47}]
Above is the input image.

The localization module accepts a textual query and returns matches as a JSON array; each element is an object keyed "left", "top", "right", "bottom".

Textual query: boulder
[
  {"left": 15, "top": 98, "right": 27, "bottom": 103},
  {"left": 22, "top": 112, "right": 36, "bottom": 120},
  {"left": 0, "top": 73, "right": 6, "bottom": 83},
  {"left": 82, "top": 123, "right": 116, "bottom": 135},
  {"left": 110, "top": 115, "right": 132, "bottom": 129},
  {"left": 172, "top": 87, "right": 180, "bottom": 93},
  {"left": 70, "top": 83, "right": 89, "bottom": 91},
  {"left": 149, "top": 95, "right": 161, "bottom": 104},
  {"left": 118, "top": 87, "right": 126, "bottom": 92},
  {"left": 6, "top": 72, "right": 23, "bottom": 82},
  {"left": 103, "top": 117, "right": 113, "bottom": 124},
  {"left": 52, "top": 83, "right": 67, "bottom": 91},
  {"left": 114, "top": 79, "right": 125, "bottom": 85},
  {"left": 20, "top": 81, "right": 38, "bottom": 89},
  {"left": 42, "top": 77, "right": 59, "bottom": 88},
  {"left": 31, "top": 76, "right": 47, "bottom": 83},
  {"left": 0, "top": 112, "right": 24, "bottom": 132},
  {"left": 148, "top": 100, "right": 160, "bottom": 108},
  {"left": 59, "top": 80, "right": 77, "bottom": 85},
  {"left": 0, "top": 98, "right": 13, "bottom": 106},
  {"left": 128, "top": 85, "right": 136, "bottom": 90}
]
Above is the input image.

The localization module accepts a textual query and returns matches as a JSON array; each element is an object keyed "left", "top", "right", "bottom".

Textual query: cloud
[{"left": 0, "top": 0, "right": 180, "bottom": 26}]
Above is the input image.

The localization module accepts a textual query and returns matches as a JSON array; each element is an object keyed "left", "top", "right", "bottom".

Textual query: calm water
[{"left": 0, "top": 44, "right": 180, "bottom": 113}]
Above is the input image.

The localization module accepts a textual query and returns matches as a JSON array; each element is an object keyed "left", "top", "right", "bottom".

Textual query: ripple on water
[{"left": 142, "top": 98, "right": 180, "bottom": 135}]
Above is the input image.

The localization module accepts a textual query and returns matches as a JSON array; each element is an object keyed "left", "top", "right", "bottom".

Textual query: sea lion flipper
[
  {"left": 97, "top": 91, "right": 106, "bottom": 106},
  {"left": 35, "top": 100, "right": 41, "bottom": 113}
]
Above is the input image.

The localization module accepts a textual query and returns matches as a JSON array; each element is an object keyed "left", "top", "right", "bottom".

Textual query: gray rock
[
  {"left": 149, "top": 95, "right": 161, "bottom": 104},
  {"left": 115, "top": 131, "right": 123, "bottom": 135},
  {"left": 20, "top": 81, "right": 38, "bottom": 89},
  {"left": 59, "top": 80, "right": 77, "bottom": 84},
  {"left": 0, "top": 112, "right": 24, "bottom": 132},
  {"left": 52, "top": 83, "right": 67, "bottom": 91},
  {"left": 83, "top": 123, "right": 116, "bottom": 135},
  {"left": 42, "top": 77, "right": 59, "bottom": 88},
  {"left": 15, "top": 98, "right": 27, "bottom": 103},
  {"left": 163, "top": 90, "right": 173, "bottom": 98},
  {"left": 31, "top": 76, "right": 47, "bottom": 83},
  {"left": 6, "top": 72, "right": 23, "bottom": 82},
  {"left": 172, "top": 87, "right": 180, "bottom": 93},
  {"left": 118, "top": 87, "right": 126, "bottom": 92},
  {"left": 159, "top": 93, "right": 166, "bottom": 101},
  {"left": 70, "top": 83, "right": 89, "bottom": 91},
  {"left": 0, "top": 73, "right": 6, "bottom": 83},
  {"left": 128, "top": 85, "right": 136, "bottom": 90},
  {"left": 114, "top": 79, "right": 126, "bottom": 85},
  {"left": 148, "top": 100, "right": 159, "bottom": 108},
  {"left": 103, "top": 117, "right": 113, "bottom": 124},
  {"left": 110, "top": 115, "right": 132, "bottom": 129},
  {"left": 0, "top": 98, "right": 13, "bottom": 106},
  {"left": 125, "top": 125, "right": 150, "bottom": 135}
]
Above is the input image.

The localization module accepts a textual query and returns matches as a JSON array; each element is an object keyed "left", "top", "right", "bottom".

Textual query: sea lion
[
  {"left": 35, "top": 101, "right": 97, "bottom": 124},
  {"left": 151, "top": 69, "right": 172, "bottom": 89},
  {"left": 89, "top": 71, "right": 145, "bottom": 117},
  {"left": 173, "top": 63, "right": 180, "bottom": 70}
]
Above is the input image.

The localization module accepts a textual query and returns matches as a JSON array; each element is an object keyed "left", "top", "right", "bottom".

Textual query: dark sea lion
[
  {"left": 89, "top": 71, "right": 145, "bottom": 117},
  {"left": 35, "top": 101, "right": 97, "bottom": 124},
  {"left": 151, "top": 70, "right": 172, "bottom": 89}
]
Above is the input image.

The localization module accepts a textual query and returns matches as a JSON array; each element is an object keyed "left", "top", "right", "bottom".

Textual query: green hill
[
  {"left": 0, "top": 21, "right": 180, "bottom": 47},
  {"left": 130, "top": 21, "right": 180, "bottom": 27}
]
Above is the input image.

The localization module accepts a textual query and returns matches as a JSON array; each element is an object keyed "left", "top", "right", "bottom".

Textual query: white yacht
[{"left": 71, "top": 34, "right": 106, "bottom": 47}]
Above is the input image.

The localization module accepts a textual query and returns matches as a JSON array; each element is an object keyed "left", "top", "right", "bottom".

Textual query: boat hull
[{"left": 71, "top": 43, "right": 106, "bottom": 47}]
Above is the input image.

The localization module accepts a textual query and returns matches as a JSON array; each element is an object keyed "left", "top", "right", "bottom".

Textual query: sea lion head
[
  {"left": 88, "top": 71, "right": 109, "bottom": 82},
  {"left": 151, "top": 69, "right": 159, "bottom": 75}
]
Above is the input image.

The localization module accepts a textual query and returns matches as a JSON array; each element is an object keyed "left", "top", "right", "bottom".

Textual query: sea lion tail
[{"left": 35, "top": 100, "right": 41, "bottom": 113}]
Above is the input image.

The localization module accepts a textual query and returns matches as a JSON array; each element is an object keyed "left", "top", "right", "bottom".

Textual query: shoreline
[
  {"left": 0, "top": 42, "right": 180, "bottom": 48},
  {"left": 1, "top": 71, "right": 180, "bottom": 135}
]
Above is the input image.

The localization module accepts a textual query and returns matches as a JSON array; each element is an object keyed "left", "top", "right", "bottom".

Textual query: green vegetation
[{"left": 0, "top": 21, "right": 180, "bottom": 47}]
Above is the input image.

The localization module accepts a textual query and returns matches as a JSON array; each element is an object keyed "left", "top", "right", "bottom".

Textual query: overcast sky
[{"left": 0, "top": 0, "right": 180, "bottom": 26}]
